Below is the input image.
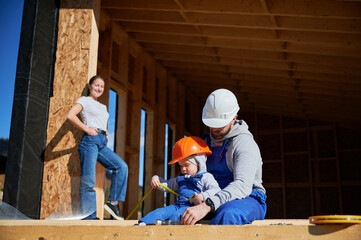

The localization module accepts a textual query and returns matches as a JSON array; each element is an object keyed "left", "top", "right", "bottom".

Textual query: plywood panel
[{"left": 42, "top": 0, "right": 101, "bottom": 219}]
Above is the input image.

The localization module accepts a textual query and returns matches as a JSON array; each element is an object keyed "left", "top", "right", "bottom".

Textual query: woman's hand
[
  {"left": 191, "top": 192, "right": 204, "bottom": 205},
  {"left": 181, "top": 202, "right": 211, "bottom": 225},
  {"left": 66, "top": 103, "right": 92, "bottom": 134},
  {"left": 150, "top": 176, "right": 160, "bottom": 189},
  {"left": 86, "top": 127, "right": 98, "bottom": 136}
]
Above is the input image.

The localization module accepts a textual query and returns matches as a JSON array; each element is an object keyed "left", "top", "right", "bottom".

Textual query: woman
[{"left": 67, "top": 75, "right": 128, "bottom": 220}]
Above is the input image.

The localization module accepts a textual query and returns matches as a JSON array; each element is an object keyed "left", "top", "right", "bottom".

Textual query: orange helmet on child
[{"left": 169, "top": 136, "right": 212, "bottom": 165}]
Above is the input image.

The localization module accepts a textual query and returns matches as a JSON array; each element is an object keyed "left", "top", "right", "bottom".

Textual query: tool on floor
[
  {"left": 136, "top": 219, "right": 182, "bottom": 226},
  {"left": 155, "top": 219, "right": 181, "bottom": 225},
  {"left": 309, "top": 215, "right": 361, "bottom": 224}
]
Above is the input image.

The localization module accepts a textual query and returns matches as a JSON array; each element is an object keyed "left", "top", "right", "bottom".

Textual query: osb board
[
  {"left": 0, "top": 220, "right": 360, "bottom": 240},
  {"left": 41, "top": 1, "right": 100, "bottom": 219}
]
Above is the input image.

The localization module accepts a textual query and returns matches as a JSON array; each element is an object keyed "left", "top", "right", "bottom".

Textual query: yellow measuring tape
[
  {"left": 125, "top": 188, "right": 153, "bottom": 220},
  {"left": 158, "top": 182, "right": 193, "bottom": 203},
  {"left": 309, "top": 215, "right": 361, "bottom": 224},
  {"left": 125, "top": 182, "right": 194, "bottom": 220}
]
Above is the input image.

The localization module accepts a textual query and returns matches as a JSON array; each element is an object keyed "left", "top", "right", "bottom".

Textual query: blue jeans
[
  {"left": 209, "top": 189, "right": 267, "bottom": 225},
  {"left": 78, "top": 132, "right": 128, "bottom": 219},
  {"left": 139, "top": 204, "right": 190, "bottom": 224}
]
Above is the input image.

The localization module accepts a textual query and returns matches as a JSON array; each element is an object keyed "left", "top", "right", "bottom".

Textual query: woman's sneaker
[{"left": 104, "top": 203, "right": 124, "bottom": 220}]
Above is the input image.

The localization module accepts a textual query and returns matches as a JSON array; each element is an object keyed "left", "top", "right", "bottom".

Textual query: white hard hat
[{"left": 202, "top": 89, "right": 240, "bottom": 128}]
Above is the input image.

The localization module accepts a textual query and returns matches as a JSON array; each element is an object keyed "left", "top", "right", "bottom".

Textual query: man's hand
[{"left": 181, "top": 202, "right": 211, "bottom": 225}]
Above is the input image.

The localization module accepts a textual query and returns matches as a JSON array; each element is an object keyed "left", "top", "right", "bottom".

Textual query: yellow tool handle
[{"left": 125, "top": 188, "right": 153, "bottom": 220}]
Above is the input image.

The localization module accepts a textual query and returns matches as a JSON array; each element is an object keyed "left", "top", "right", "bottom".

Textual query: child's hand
[
  {"left": 151, "top": 176, "right": 160, "bottom": 189},
  {"left": 191, "top": 192, "right": 204, "bottom": 205}
]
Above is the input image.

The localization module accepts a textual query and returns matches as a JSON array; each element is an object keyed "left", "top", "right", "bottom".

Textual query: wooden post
[
  {"left": 41, "top": 0, "right": 101, "bottom": 219},
  {"left": 154, "top": 65, "right": 167, "bottom": 209},
  {"left": 124, "top": 40, "right": 143, "bottom": 219}
]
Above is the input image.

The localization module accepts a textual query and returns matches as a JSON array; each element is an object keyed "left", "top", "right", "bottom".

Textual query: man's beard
[{"left": 211, "top": 127, "right": 231, "bottom": 140}]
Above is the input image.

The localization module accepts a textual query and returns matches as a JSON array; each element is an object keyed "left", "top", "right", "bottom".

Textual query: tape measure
[
  {"left": 126, "top": 182, "right": 196, "bottom": 220},
  {"left": 158, "top": 182, "right": 194, "bottom": 203},
  {"left": 309, "top": 215, "right": 361, "bottom": 224}
]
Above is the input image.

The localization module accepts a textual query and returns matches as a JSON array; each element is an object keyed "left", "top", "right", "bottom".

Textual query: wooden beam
[
  {"left": 171, "top": 68, "right": 230, "bottom": 79},
  {"left": 42, "top": 0, "right": 101, "bottom": 219},
  {"left": 102, "top": 0, "right": 361, "bottom": 19},
  {"left": 109, "top": 9, "right": 361, "bottom": 34},
  {"left": 154, "top": 52, "right": 219, "bottom": 64},
  {"left": 144, "top": 43, "right": 215, "bottom": 55},
  {"left": 231, "top": 70, "right": 361, "bottom": 85},
  {"left": 146, "top": 44, "right": 361, "bottom": 70},
  {"left": 162, "top": 61, "right": 228, "bottom": 72},
  {"left": 153, "top": 64, "right": 167, "bottom": 209},
  {"left": 118, "top": 21, "right": 361, "bottom": 46},
  {"left": 132, "top": 31, "right": 361, "bottom": 58},
  {"left": 1, "top": 220, "right": 360, "bottom": 240}
]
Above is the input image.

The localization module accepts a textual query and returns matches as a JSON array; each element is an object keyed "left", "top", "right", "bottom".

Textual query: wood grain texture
[{"left": 41, "top": 0, "right": 100, "bottom": 219}]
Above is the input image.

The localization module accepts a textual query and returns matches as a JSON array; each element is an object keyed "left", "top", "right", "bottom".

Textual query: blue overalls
[
  {"left": 139, "top": 173, "right": 205, "bottom": 224},
  {"left": 206, "top": 137, "right": 267, "bottom": 225}
]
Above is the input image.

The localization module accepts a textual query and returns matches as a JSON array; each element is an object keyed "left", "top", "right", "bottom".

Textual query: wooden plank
[
  {"left": 111, "top": 22, "right": 131, "bottom": 88},
  {"left": 119, "top": 20, "right": 361, "bottom": 47},
  {"left": 101, "top": 0, "right": 179, "bottom": 10},
  {"left": 1, "top": 220, "right": 360, "bottom": 240},
  {"left": 175, "top": 83, "right": 186, "bottom": 142},
  {"left": 109, "top": 9, "right": 185, "bottom": 22},
  {"left": 102, "top": 0, "right": 361, "bottom": 18},
  {"left": 154, "top": 64, "right": 167, "bottom": 209},
  {"left": 42, "top": 0, "right": 101, "bottom": 219},
  {"left": 166, "top": 76, "right": 178, "bottom": 124},
  {"left": 142, "top": 107, "right": 155, "bottom": 216},
  {"left": 125, "top": 42, "right": 144, "bottom": 219},
  {"left": 143, "top": 54, "right": 157, "bottom": 105},
  {"left": 171, "top": 68, "right": 230, "bottom": 78},
  {"left": 154, "top": 52, "right": 219, "bottom": 64},
  {"left": 276, "top": 16, "right": 361, "bottom": 34},
  {"left": 144, "top": 42, "right": 215, "bottom": 55},
  {"left": 268, "top": 0, "right": 361, "bottom": 18}
]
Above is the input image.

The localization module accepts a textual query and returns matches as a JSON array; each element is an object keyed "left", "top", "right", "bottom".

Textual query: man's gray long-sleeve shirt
[{"left": 207, "top": 120, "right": 266, "bottom": 210}]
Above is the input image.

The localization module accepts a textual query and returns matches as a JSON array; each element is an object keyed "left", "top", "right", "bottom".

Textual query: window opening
[
  {"left": 165, "top": 124, "right": 173, "bottom": 206},
  {"left": 107, "top": 89, "right": 118, "bottom": 151},
  {"left": 138, "top": 109, "right": 146, "bottom": 216}
]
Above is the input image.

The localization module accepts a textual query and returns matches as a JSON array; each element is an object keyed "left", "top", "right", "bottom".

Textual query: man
[{"left": 181, "top": 88, "right": 267, "bottom": 225}]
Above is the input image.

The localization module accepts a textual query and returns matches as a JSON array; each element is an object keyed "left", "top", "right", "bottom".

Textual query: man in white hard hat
[{"left": 181, "top": 88, "right": 267, "bottom": 225}]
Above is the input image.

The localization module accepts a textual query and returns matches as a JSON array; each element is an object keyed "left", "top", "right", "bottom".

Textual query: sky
[{"left": 0, "top": 0, "right": 24, "bottom": 139}]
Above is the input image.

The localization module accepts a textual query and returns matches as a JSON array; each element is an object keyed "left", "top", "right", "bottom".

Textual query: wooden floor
[{"left": 0, "top": 219, "right": 360, "bottom": 240}]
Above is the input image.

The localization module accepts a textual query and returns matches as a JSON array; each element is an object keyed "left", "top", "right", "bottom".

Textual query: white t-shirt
[{"left": 76, "top": 96, "right": 109, "bottom": 131}]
